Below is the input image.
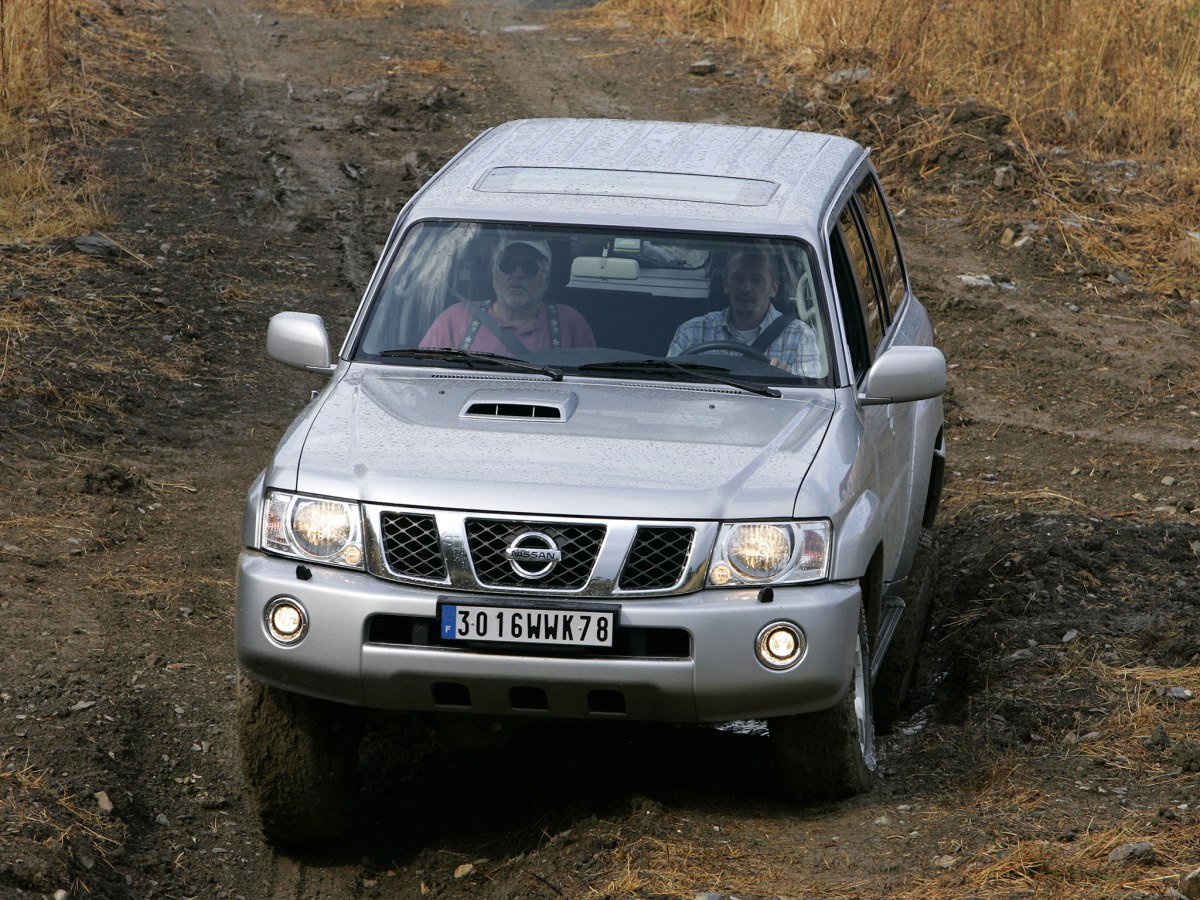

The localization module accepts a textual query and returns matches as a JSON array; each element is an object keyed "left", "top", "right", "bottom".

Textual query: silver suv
[{"left": 235, "top": 118, "right": 947, "bottom": 847}]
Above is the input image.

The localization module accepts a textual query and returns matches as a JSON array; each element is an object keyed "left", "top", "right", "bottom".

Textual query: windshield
[{"left": 352, "top": 221, "right": 832, "bottom": 386}]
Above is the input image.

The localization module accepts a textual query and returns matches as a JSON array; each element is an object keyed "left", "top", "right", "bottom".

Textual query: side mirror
[
  {"left": 859, "top": 345, "right": 946, "bottom": 406},
  {"left": 266, "top": 312, "right": 336, "bottom": 374}
]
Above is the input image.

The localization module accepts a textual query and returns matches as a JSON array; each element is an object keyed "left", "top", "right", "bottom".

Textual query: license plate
[{"left": 438, "top": 602, "right": 616, "bottom": 647}]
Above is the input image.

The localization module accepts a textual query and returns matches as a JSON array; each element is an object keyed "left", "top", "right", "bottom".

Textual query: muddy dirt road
[{"left": 1, "top": 0, "right": 1197, "bottom": 897}]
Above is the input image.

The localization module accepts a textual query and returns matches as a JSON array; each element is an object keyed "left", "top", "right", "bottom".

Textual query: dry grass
[
  {"left": 264, "top": 0, "right": 447, "bottom": 15},
  {"left": 599, "top": 0, "right": 1200, "bottom": 159},
  {"left": 0, "top": 0, "right": 161, "bottom": 244},
  {"left": 597, "top": 0, "right": 1200, "bottom": 291}
]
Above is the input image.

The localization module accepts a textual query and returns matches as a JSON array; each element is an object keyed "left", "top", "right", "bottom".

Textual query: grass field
[{"left": 596, "top": 0, "right": 1200, "bottom": 288}]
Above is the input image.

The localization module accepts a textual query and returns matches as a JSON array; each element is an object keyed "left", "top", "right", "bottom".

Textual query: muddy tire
[
  {"left": 769, "top": 611, "right": 876, "bottom": 800},
  {"left": 873, "top": 529, "right": 939, "bottom": 732},
  {"left": 236, "top": 672, "right": 361, "bottom": 849}
]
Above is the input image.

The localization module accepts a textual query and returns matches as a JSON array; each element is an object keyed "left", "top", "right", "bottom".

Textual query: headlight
[
  {"left": 262, "top": 491, "right": 365, "bottom": 568},
  {"left": 708, "top": 521, "right": 829, "bottom": 586}
]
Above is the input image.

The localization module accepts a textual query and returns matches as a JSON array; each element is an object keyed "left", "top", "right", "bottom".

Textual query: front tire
[
  {"left": 769, "top": 611, "right": 876, "bottom": 800},
  {"left": 236, "top": 672, "right": 361, "bottom": 849}
]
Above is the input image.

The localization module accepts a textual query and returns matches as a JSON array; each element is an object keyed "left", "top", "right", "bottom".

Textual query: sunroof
[{"left": 476, "top": 167, "right": 779, "bottom": 207}]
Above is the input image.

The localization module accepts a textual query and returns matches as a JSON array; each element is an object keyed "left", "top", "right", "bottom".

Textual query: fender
[
  {"left": 891, "top": 396, "right": 945, "bottom": 580},
  {"left": 830, "top": 488, "right": 884, "bottom": 581}
]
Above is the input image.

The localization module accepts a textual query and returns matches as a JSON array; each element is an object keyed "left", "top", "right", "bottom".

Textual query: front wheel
[
  {"left": 769, "top": 611, "right": 876, "bottom": 800},
  {"left": 236, "top": 672, "right": 362, "bottom": 849}
]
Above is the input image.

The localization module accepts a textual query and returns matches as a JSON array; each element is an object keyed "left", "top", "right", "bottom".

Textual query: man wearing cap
[{"left": 420, "top": 237, "right": 595, "bottom": 353}]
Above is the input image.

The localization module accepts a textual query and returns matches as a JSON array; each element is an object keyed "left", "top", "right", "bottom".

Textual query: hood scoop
[{"left": 460, "top": 389, "right": 578, "bottom": 423}]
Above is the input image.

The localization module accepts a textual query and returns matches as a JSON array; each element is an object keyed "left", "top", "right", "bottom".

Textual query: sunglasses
[{"left": 496, "top": 256, "right": 546, "bottom": 277}]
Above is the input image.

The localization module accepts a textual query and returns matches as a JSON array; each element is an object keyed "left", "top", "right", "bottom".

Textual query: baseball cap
[{"left": 495, "top": 237, "right": 551, "bottom": 264}]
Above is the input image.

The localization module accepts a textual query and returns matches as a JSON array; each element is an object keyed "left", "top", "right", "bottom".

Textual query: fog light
[
  {"left": 266, "top": 597, "right": 308, "bottom": 644},
  {"left": 756, "top": 622, "right": 805, "bottom": 670}
]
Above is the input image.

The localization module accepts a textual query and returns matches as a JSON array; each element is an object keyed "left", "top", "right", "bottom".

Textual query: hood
[{"left": 283, "top": 368, "right": 834, "bottom": 520}]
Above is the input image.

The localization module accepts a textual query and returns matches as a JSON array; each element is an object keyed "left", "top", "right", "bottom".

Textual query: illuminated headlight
[
  {"left": 266, "top": 597, "right": 308, "bottom": 644},
  {"left": 756, "top": 622, "right": 806, "bottom": 669},
  {"left": 708, "top": 521, "right": 829, "bottom": 586},
  {"left": 262, "top": 491, "right": 364, "bottom": 568}
]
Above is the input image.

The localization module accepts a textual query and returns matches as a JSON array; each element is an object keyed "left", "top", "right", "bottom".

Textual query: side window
[
  {"left": 829, "top": 225, "right": 872, "bottom": 379},
  {"left": 856, "top": 177, "right": 907, "bottom": 318},
  {"left": 836, "top": 204, "right": 887, "bottom": 353}
]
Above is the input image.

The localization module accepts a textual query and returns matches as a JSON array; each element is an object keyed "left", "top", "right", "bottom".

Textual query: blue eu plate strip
[{"left": 440, "top": 605, "right": 458, "bottom": 640}]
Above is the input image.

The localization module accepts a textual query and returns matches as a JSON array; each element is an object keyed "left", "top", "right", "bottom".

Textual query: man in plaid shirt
[{"left": 667, "top": 251, "right": 821, "bottom": 377}]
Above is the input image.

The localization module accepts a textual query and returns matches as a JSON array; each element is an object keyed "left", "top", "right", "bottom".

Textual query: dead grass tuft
[{"left": 1, "top": 0, "right": 163, "bottom": 244}]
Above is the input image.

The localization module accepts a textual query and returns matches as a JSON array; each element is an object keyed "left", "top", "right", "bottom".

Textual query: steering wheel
[{"left": 680, "top": 340, "right": 771, "bottom": 362}]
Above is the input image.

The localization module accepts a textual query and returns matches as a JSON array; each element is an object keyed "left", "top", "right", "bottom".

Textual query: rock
[
  {"left": 453, "top": 863, "right": 475, "bottom": 879},
  {"left": 70, "top": 700, "right": 96, "bottom": 712},
  {"left": 874, "top": 815, "right": 891, "bottom": 826},
  {"left": 1061, "top": 629, "right": 1080, "bottom": 644},
  {"left": 689, "top": 60, "right": 716, "bottom": 76},
  {"left": 1172, "top": 232, "right": 1200, "bottom": 268},
  {"left": 993, "top": 166, "right": 1016, "bottom": 189},
  {"left": 156, "top": 813, "right": 170, "bottom": 826},
  {"left": 73, "top": 233, "right": 121, "bottom": 257},
  {"left": 420, "top": 85, "right": 459, "bottom": 110},
  {"left": 1162, "top": 476, "right": 1178, "bottom": 486},
  {"left": 1107, "top": 841, "right": 1155, "bottom": 865},
  {"left": 1143, "top": 725, "right": 1171, "bottom": 750},
  {"left": 934, "top": 855, "right": 958, "bottom": 869},
  {"left": 825, "top": 66, "right": 870, "bottom": 85},
  {"left": 1171, "top": 740, "right": 1200, "bottom": 772},
  {"left": 1179, "top": 866, "right": 1200, "bottom": 899},
  {"left": 95, "top": 791, "right": 114, "bottom": 815},
  {"left": 1166, "top": 687, "right": 1194, "bottom": 701}
]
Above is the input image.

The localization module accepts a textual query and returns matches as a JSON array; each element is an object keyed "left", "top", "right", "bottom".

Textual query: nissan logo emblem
[{"left": 504, "top": 531, "right": 562, "bottom": 579}]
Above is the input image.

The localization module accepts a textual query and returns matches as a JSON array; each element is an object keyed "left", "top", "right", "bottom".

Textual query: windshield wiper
[
  {"left": 577, "top": 359, "right": 781, "bottom": 398},
  {"left": 380, "top": 348, "right": 562, "bottom": 381}
]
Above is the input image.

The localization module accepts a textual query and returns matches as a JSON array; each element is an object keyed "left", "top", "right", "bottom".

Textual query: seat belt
[
  {"left": 751, "top": 313, "right": 796, "bottom": 353},
  {"left": 461, "top": 300, "right": 556, "bottom": 356}
]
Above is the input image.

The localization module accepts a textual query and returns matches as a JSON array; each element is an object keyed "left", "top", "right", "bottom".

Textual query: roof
[{"left": 404, "top": 118, "right": 868, "bottom": 235}]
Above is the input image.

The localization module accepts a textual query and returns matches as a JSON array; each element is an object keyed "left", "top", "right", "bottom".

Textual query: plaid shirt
[{"left": 667, "top": 307, "right": 822, "bottom": 376}]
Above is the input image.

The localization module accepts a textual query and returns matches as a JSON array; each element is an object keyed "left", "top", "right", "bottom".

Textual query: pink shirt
[{"left": 419, "top": 301, "right": 595, "bottom": 354}]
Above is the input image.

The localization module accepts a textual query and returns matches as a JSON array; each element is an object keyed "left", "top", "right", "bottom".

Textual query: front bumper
[{"left": 235, "top": 550, "right": 861, "bottom": 723}]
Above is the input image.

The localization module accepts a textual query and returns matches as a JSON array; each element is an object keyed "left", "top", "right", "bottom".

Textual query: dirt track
[{"left": 1, "top": 0, "right": 1197, "bottom": 897}]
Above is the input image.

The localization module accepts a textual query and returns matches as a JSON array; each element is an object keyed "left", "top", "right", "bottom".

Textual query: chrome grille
[
  {"left": 618, "top": 527, "right": 695, "bottom": 590},
  {"left": 465, "top": 519, "right": 605, "bottom": 589},
  {"left": 380, "top": 512, "right": 447, "bottom": 580}
]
